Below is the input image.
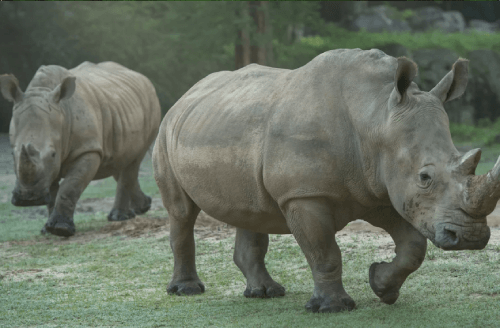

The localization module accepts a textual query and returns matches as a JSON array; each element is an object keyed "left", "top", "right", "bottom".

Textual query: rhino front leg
[
  {"left": 40, "top": 180, "right": 60, "bottom": 235},
  {"left": 44, "top": 153, "right": 100, "bottom": 237},
  {"left": 47, "top": 180, "right": 59, "bottom": 216},
  {"left": 284, "top": 198, "right": 355, "bottom": 313},
  {"left": 233, "top": 228, "right": 286, "bottom": 298},
  {"left": 364, "top": 207, "right": 427, "bottom": 305}
]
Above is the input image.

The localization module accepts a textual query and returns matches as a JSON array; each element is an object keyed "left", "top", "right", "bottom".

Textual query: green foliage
[
  {"left": 450, "top": 120, "right": 500, "bottom": 147},
  {"left": 400, "top": 9, "right": 415, "bottom": 20},
  {"left": 54, "top": 2, "right": 322, "bottom": 113},
  {"left": 449, "top": 120, "right": 500, "bottom": 175},
  {"left": 275, "top": 24, "right": 500, "bottom": 69},
  {"left": 383, "top": 2, "right": 415, "bottom": 21}
]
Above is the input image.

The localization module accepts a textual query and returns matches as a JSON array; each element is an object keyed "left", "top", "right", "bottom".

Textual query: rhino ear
[
  {"left": 389, "top": 57, "right": 418, "bottom": 106},
  {"left": 50, "top": 76, "right": 76, "bottom": 104},
  {"left": 0, "top": 74, "right": 24, "bottom": 103},
  {"left": 430, "top": 58, "right": 468, "bottom": 103}
]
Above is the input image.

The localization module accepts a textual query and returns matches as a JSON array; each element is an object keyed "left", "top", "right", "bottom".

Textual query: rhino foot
[
  {"left": 132, "top": 195, "right": 152, "bottom": 215},
  {"left": 369, "top": 262, "right": 400, "bottom": 305},
  {"left": 244, "top": 282, "right": 286, "bottom": 298},
  {"left": 305, "top": 295, "right": 356, "bottom": 313},
  {"left": 167, "top": 280, "right": 205, "bottom": 296},
  {"left": 44, "top": 210, "right": 75, "bottom": 237},
  {"left": 108, "top": 209, "right": 136, "bottom": 222}
]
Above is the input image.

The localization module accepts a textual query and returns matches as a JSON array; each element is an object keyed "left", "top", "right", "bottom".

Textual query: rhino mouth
[
  {"left": 433, "top": 220, "right": 490, "bottom": 251},
  {"left": 11, "top": 189, "right": 50, "bottom": 207}
]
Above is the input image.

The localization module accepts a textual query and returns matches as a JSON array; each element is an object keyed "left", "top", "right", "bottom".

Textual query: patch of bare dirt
[
  {"left": 101, "top": 216, "right": 167, "bottom": 237},
  {"left": 99, "top": 211, "right": 236, "bottom": 240},
  {"left": 0, "top": 268, "right": 44, "bottom": 282},
  {"left": 469, "top": 293, "right": 499, "bottom": 299}
]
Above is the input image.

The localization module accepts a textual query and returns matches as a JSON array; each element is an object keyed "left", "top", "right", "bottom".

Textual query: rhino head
[
  {"left": 382, "top": 57, "right": 494, "bottom": 250},
  {"left": 0, "top": 74, "right": 76, "bottom": 206}
]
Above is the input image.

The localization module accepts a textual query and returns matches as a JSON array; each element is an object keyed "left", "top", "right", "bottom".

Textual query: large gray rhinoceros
[
  {"left": 152, "top": 49, "right": 496, "bottom": 313},
  {"left": 0, "top": 62, "right": 161, "bottom": 237}
]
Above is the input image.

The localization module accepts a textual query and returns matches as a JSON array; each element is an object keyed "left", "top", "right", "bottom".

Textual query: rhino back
[
  {"left": 165, "top": 49, "right": 396, "bottom": 225},
  {"left": 67, "top": 62, "right": 161, "bottom": 174}
]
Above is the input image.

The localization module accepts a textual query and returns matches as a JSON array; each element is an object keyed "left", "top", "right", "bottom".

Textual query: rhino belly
[{"left": 172, "top": 143, "right": 290, "bottom": 234}]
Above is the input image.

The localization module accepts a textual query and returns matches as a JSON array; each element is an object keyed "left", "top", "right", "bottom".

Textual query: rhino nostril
[{"left": 443, "top": 228, "right": 459, "bottom": 245}]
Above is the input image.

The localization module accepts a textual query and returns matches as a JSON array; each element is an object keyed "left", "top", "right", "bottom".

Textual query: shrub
[{"left": 274, "top": 24, "right": 500, "bottom": 69}]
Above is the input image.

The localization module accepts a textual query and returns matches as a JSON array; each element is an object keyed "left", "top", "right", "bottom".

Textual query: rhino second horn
[
  {"left": 490, "top": 155, "right": 500, "bottom": 181},
  {"left": 25, "top": 143, "right": 40, "bottom": 158},
  {"left": 462, "top": 155, "right": 500, "bottom": 217},
  {"left": 457, "top": 148, "right": 481, "bottom": 175}
]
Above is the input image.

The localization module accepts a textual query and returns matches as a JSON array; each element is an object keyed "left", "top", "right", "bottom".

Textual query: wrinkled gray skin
[
  {"left": 0, "top": 62, "right": 161, "bottom": 237},
  {"left": 153, "top": 49, "right": 497, "bottom": 313}
]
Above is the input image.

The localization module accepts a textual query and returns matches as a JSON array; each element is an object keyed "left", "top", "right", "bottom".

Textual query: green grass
[
  {"left": 80, "top": 157, "right": 159, "bottom": 201},
  {"left": 1, "top": 225, "right": 499, "bottom": 327},
  {"left": 1, "top": 151, "right": 500, "bottom": 327}
]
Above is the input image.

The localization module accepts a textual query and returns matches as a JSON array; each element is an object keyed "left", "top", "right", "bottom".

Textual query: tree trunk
[
  {"left": 235, "top": 2, "right": 251, "bottom": 69},
  {"left": 235, "top": 1, "right": 270, "bottom": 70}
]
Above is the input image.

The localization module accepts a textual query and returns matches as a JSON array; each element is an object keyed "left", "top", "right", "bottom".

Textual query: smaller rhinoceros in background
[
  {"left": 153, "top": 49, "right": 496, "bottom": 313},
  {"left": 0, "top": 62, "right": 161, "bottom": 237}
]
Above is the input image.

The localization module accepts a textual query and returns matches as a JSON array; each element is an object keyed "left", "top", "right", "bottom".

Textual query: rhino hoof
[
  {"left": 44, "top": 221, "right": 75, "bottom": 237},
  {"left": 133, "top": 195, "right": 152, "bottom": 215},
  {"left": 305, "top": 295, "right": 355, "bottom": 313},
  {"left": 243, "top": 283, "right": 286, "bottom": 298},
  {"left": 369, "top": 262, "right": 400, "bottom": 305},
  {"left": 44, "top": 210, "right": 76, "bottom": 237},
  {"left": 167, "top": 281, "right": 205, "bottom": 296},
  {"left": 108, "top": 209, "right": 136, "bottom": 222}
]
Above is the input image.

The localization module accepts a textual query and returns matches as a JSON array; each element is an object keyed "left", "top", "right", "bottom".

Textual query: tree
[
  {"left": 0, "top": 1, "right": 325, "bottom": 128},
  {"left": 235, "top": 1, "right": 273, "bottom": 69}
]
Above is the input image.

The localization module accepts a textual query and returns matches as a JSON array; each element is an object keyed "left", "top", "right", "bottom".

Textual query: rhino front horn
[
  {"left": 18, "top": 144, "right": 37, "bottom": 184},
  {"left": 462, "top": 154, "right": 500, "bottom": 217}
]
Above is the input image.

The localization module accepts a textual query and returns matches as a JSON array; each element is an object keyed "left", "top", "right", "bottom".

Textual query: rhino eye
[
  {"left": 418, "top": 171, "right": 433, "bottom": 188},
  {"left": 52, "top": 151, "right": 56, "bottom": 158},
  {"left": 420, "top": 173, "right": 431, "bottom": 182}
]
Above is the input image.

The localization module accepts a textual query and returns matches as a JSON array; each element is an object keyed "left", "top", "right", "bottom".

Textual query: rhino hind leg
[
  {"left": 233, "top": 228, "right": 285, "bottom": 298},
  {"left": 153, "top": 154, "right": 205, "bottom": 295},
  {"left": 284, "top": 198, "right": 355, "bottom": 313},
  {"left": 130, "top": 189, "right": 152, "bottom": 215},
  {"left": 108, "top": 160, "right": 144, "bottom": 222},
  {"left": 165, "top": 197, "right": 204, "bottom": 296},
  {"left": 364, "top": 207, "right": 427, "bottom": 305}
]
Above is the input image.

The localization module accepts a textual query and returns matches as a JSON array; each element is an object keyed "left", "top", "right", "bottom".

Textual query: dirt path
[{"left": 1, "top": 132, "right": 499, "bottom": 246}]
